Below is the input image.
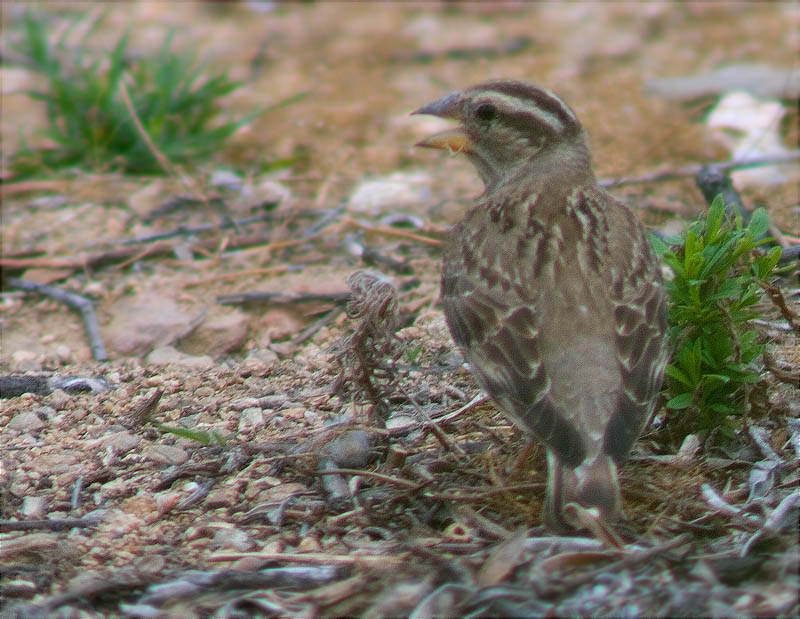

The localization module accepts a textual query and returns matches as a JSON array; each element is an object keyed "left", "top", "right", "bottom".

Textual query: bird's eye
[{"left": 475, "top": 103, "right": 496, "bottom": 122}]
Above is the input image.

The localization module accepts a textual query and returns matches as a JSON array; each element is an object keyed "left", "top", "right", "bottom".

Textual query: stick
[
  {"left": 7, "top": 278, "right": 107, "bottom": 361},
  {"left": 599, "top": 151, "right": 800, "bottom": 187}
]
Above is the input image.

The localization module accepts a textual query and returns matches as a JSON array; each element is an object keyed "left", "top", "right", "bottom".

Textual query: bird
[{"left": 413, "top": 80, "right": 669, "bottom": 532}]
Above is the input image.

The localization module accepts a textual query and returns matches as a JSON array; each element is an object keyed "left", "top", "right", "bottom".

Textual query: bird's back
[{"left": 442, "top": 181, "right": 664, "bottom": 467}]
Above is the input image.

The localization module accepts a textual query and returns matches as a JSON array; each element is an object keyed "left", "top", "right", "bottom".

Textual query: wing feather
[
  {"left": 442, "top": 216, "right": 587, "bottom": 467},
  {"left": 603, "top": 202, "right": 670, "bottom": 464}
]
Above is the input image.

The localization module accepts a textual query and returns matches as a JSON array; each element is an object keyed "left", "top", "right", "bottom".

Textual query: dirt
[{"left": 1, "top": 2, "right": 798, "bottom": 617}]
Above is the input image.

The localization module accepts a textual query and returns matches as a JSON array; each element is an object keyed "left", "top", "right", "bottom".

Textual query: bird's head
[{"left": 413, "top": 80, "right": 591, "bottom": 191}]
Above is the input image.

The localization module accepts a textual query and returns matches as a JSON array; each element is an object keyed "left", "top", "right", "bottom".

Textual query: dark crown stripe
[{"left": 477, "top": 81, "right": 580, "bottom": 137}]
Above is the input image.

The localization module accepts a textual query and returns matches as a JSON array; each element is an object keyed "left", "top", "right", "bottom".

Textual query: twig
[
  {"left": 600, "top": 151, "right": 800, "bottom": 187},
  {"left": 218, "top": 290, "right": 350, "bottom": 306},
  {"left": 762, "top": 350, "right": 800, "bottom": 387},
  {"left": 398, "top": 381, "right": 465, "bottom": 455},
  {"left": 343, "top": 217, "right": 444, "bottom": 247},
  {"left": 317, "top": 467, "right": 421, "bottom": 489},
  {"left": 71, "top": 477, "right": 84, "bottom": 511},
  {"left": 207, "top": 551, "right": 408, "bottom": 568},
  {"left": 235, "top": 223, "right": 343, "bottom": 259},
  {"left": 759, "top": 281, "right": 800, "bottom": 331},
  {"left": 545, "top": 533, "right": 693, "bottom": 595},
  {"left": 292, "top": 307, "right": 345, "bottom": 345},
  {"left": 119, "top": 76, "right": 183, "bottom": 181},
  {"left": 0, "top": 230, "right": 285, "bottom": 272},
  {"left": 0, "top": 514, "right": 103, "bottom": 532},
  {"left": 115, "top": 212, "right": 279, "bottom": 245},
  {"left": 7, "top": 278, "right": 107, "bottom": 360},
  {"left": 361, "top": 246, "right": 414, "bottom": 274},
  {"left": 777, "top": 245, "right": 800, "bottom": 263},
  {"left": 0, "top": 180, "right": 64, "bottom": 198},
  {"left": 423, "top": 483, "right": 545, "bottom": 502},
  {"left": 434, "top": 394, "right": 489, "bottom": 423},
  {"left": 184, "top": 265, "right": 291, "bottom": 288},
  {"left": 119, "top": 75, "right": 234, "bottom": 236}
]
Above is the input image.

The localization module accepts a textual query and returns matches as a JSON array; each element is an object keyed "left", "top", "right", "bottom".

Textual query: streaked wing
[
  {"left": 603, "top": 202, "right": 669, "bottom": 464},
  {"left": 441, "top": 219, "right": 586, "bottom": 468}
]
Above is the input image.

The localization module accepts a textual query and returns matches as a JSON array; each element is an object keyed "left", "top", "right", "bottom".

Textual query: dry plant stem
[
  {"left": 115, "top": 211, "right": 280, "bottom": 245},
  {"left": 218, "top": 290, "right": 349, "bottom": 306},
  {"left": 0, "top": 231, "right": 284, "bottom": 271},
  {"left": 70, "top": 477, "right": 84, "bottom": 510},
  {"left": 0, "top": 179, "right": 64, "bottom": 197},
  {"left": 184, "top": 265, "right": 290, "bottom": 288},
  {"left": 434, "top": 394, "right": 489, "bottom": 423},
  {"left": 599, "top": 151, "right": 800, "bottom": 187},
  {"left": 546, "top": 534, "right": 693, "bottom": 595},
  {"left": 343, "top": 217, "right": 444, "bottom": 247},
  {"left": 207, "top": 552, "right": 408, "bottom": 568},
  {"left": 759, "top": 280, "right": 800, "bottom": 330},
  {"left": 762, "top": 350, "right": 800, "bottom": 386},
  {"left": 317, "top": 467, "right": 422, "bottom": 489},
  {"left": 7, "top": 277, "right": 107, "bottom": 360},
  {"left": 237, "top": 223, "right": 343, "bottom": 259},
  {"left": 422, "top": 483, "right": 545, "bottom": 502},
  {"left": 768, "top": 223, "right": 789, "bottom": 248},
  {"left": 397, "top": 381, "right": 466, "bottom": 455},
  {"left": 119, "top": 76, "right": 226, "bottom": 235},
  {"left": 0, "top": 213, "right": 451, "bottom": 276},
  {"left": 0, "top": 515, "right": 102, "bottom": 532},
  {"left": 115, "top": 244, "right": 167, "bottom": 270},
  {"left": 292, "top": 307, "right": 344, "bottom": 345},
  {"left": 119, "top": 76, "right": 184, "bottom": 182},
  {"left": 453, "top": 504, "right": 515, "bottom": 539}
]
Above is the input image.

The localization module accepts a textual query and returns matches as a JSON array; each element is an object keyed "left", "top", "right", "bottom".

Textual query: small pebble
[
  {"left": 146, "top": 444, "right": 189, "bottom": 466},
  {"left": 8, "top": 411, "right": 46, "bottom": 433},
  {"left": 238, "top": 407, "right": 264, "bottom": 433},
  {"left": 48, "top": 389, "right": 71, "bottom": 410},
  {"left": 22, "top": 495, "right": 48, "bottom": 519},
  {"left": 11, "top": 350, "right": 42, "bottom": 373}
]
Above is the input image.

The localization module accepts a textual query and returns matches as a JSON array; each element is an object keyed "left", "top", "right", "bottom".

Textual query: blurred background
[
  {"left": 1, "top": 1, "right": 798, "bottom": 364},
  {"left": 2, "top": 2, "right": 797, "bottom": 224}
]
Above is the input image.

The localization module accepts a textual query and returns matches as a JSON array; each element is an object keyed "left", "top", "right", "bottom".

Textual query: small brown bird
[{"left": 414, "top": 80, "right": 669, "bottom": 531}]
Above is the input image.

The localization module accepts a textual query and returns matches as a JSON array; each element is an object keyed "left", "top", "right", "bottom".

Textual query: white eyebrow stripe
[{"left": 478, "top": 89, "right": 579, "bottom": 137}]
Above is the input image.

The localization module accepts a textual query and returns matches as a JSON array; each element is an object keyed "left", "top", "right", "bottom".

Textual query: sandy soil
[{"left": 1, "top": 2, "right": 798, "bottom": 616}]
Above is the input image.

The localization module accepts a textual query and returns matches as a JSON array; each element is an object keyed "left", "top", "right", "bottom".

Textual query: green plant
[
  {"left": 652, "top": 195, "right": 783, "bottom": 439},
  {"left": 156, "top": 424, "right": 228, "bottom": 446},
  {"left": 403, "top": 344, "right": 423, "bottom": 365},
  {"left": 8, "top": 10, "right": 290, "bottom": 176}
]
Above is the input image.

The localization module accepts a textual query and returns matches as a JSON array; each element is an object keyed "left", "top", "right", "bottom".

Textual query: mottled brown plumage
[{"left": 414, "top": 80, "right": 669, "bottom": 531}]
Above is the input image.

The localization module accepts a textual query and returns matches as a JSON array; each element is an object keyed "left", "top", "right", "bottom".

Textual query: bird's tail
[{"left": 544, "top": 451, "right": 621, "bottom": 532}]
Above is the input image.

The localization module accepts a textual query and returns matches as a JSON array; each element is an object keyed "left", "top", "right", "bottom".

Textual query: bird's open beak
[{"left": 412, "top": 93, "right": 474, "bottom": 155}]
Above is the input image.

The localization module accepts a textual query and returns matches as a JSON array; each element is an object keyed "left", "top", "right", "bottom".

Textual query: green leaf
[
  {"left": 704, "top": 194, "right": 725, "bottom": 242},
  {"left": 666, "top": 364, "right": 693, "bottom": 388},
  {"left": 709, "top": 402, "right": 735, "bottom": 414},
  {"left": 667, "top": 392, "right": 694, "bottom": 409},
  {"left": 658, "top": 195, "right": 780, "bottom": 442},
  {"left": 156, "top": 424, "right": 228, "bottom": 446},
  {"left": 703, "top": 373, "right": 732, "bottom": 384},
  {"left": 650, "top": 233, "right": 670, "bottom": 256},
  {"left": 711, "top": 277, "right": 743, "bottom": 300},
  {"left": 747, "top": 208, "right": 770, "bottom": 239},
  {"left": 755, "top": 246, "right": 782, "bottom": 279}
]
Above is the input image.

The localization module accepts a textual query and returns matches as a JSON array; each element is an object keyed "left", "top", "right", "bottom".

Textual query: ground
[{"left": 1, "top": 2, "right": 799, "bottom": 617}]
